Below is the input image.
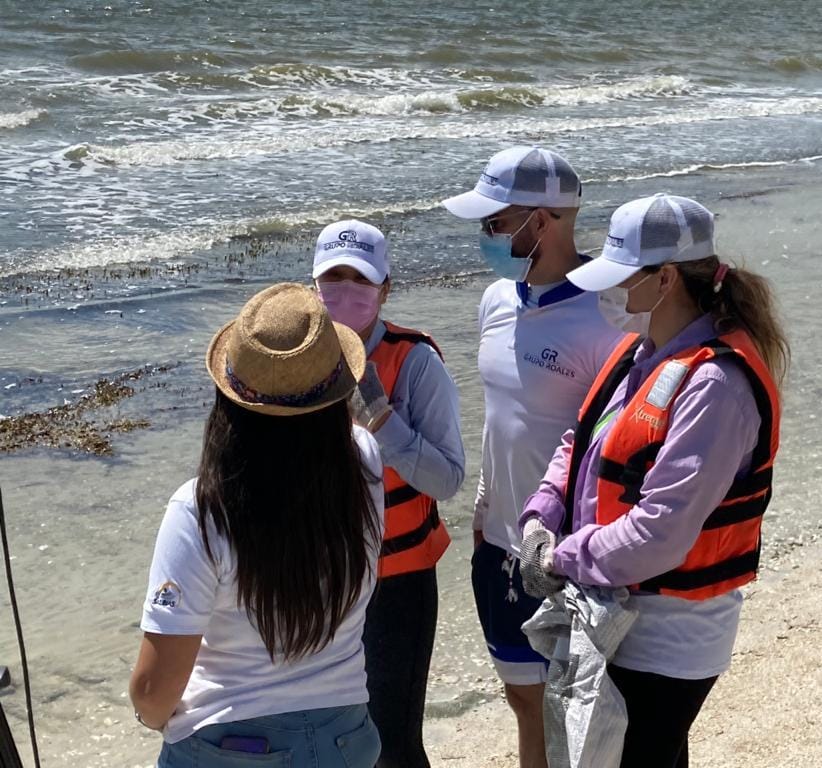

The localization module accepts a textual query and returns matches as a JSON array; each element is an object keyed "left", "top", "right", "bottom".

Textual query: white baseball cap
[
  {"left": 441, "top": 146, "right": 582, "bottom": 219},
  {"left": 312, "top": 219, "right": 389, "bottom": 284},
  {"left": 567, "top": 193, "right": 716, "bottom": 292}
]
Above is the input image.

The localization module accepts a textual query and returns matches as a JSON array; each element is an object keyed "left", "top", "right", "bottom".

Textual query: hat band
[{"left": 225, "top": 357, "right": 344, "bottom": 408}]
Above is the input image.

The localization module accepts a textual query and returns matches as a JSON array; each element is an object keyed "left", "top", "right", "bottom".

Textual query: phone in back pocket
[{"left": 220, "top": 735, "right": 270, "bottom": 754}]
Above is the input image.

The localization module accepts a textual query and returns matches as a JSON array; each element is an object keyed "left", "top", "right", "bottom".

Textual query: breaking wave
[{"left": 0, "top": 109, "right": 46, "bottom": 130}]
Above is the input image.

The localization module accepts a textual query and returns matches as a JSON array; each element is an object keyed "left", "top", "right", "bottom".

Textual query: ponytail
[{"left": 676, "top": 256, "right": 790, "bottom": 388}]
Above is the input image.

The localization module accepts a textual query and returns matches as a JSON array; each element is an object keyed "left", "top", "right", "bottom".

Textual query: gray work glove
[
  {"left": 350, "top": 361, "right": 392, "bottom": 432},
  {"left": 520, "top": 517, "right": 565, "bottom": 598}
]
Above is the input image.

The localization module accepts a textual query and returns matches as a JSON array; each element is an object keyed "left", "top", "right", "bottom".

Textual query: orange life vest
[
  {"left": 564, "top": 329, "right": 780, "bottom": 601},
  {"left": 369, "top": 321, "right": 451, "bottom": 579}
]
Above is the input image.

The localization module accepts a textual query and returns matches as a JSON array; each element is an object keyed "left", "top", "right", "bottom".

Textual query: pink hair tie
[{"left": 713, "top": 263, "right": 729, "bottom": 293}]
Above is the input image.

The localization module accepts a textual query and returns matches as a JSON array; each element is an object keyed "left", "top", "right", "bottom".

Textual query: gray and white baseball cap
[
  {"left": 567, "top": 194, "right": 716, "bottom": 292},
  {"left": 312, "top": 219, "right": 389, "bottom": 284},
  {"left": 442, "top": 146, "right": 582, "bottom": 219}
]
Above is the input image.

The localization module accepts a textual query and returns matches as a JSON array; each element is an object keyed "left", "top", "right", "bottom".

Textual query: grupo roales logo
[
  {"left": 523, "top": 346, "right": 576, "bottom": 378},
  {"left": 323, "top": 229, "right": 376, "bottom": 253}
]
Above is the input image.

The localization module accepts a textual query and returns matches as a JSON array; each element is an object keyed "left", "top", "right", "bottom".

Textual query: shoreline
[
  {"left": 2, "top": 158, "right": 820, "bottom": 317},
  {"left": 425, "top": 538, "right": 822, "bottom": 767}
]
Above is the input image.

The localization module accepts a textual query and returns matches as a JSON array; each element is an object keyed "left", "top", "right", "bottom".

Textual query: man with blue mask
[{"left": 442, "top": 146, "right": 625, "bottom": 768}]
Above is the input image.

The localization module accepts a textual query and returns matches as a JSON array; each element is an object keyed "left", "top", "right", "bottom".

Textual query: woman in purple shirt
[{"left": 519, "top": 194, "right": 789, "bottom": 768}]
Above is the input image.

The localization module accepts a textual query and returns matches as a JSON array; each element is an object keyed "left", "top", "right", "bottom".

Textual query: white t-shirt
[
  {"left": 477, "top": 278, "right": 624, "bottom": 556},
  {"left": 140, "top": 426, "right": 384, "bottom": 744},
  {"left": 613, "top": 591, "right": 743, "bottom": 679}
]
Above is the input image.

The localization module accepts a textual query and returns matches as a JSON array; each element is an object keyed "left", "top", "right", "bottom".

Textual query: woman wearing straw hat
[
  {"left": 519, "top": 194, "right": 788, "bottom": 768},
  {"left": 130, "top": 283, "right": 384, "bottom": 766}
]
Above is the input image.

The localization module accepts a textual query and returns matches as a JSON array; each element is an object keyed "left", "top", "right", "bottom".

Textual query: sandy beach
[{"left": 426, "top": 539, "right": 822, "bottom": 768}]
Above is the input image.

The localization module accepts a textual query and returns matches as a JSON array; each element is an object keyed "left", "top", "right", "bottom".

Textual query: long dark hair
[{"left": 195, "top": 390, "right": 380, "bottom": 661}]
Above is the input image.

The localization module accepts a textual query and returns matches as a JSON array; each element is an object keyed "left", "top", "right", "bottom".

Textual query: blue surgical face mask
[{"left": 478, "top": 210, "right": 540, "bottom": 282}]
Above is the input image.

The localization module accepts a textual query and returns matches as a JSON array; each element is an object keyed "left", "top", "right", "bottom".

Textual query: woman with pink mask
[{"left": 313, "top": 220, "right": 465, "bottom": 768}]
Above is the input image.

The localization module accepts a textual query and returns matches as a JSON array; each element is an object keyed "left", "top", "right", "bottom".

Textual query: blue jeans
[{"left": 157, "top": 704, "right": 380, "bottom": 767}]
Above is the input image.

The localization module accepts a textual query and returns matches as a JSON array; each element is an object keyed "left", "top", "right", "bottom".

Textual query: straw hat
[{"left": 206, "top": 283, "right": 366, "bottom": 416}]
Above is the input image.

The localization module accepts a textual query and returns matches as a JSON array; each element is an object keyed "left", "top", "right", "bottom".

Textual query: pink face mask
[{"left": 316, "top": 279, "right": 381, "bottom": 333}]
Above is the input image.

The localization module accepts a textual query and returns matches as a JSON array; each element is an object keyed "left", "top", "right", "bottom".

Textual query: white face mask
[{"left": 598, "top": 272, "right": 663, "bottom": 335}]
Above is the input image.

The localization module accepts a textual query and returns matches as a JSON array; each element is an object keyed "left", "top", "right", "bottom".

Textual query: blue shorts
[{"left": 471, "top": 539, "right": 549, "bottom": 686}]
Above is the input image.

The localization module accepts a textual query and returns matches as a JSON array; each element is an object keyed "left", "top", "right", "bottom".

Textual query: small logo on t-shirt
[
  {"left": 522, "top": 347, "right": 576, "bottom": 378},
  {"left": 151, "top": 580, "right": 182, "bottom": 608}
]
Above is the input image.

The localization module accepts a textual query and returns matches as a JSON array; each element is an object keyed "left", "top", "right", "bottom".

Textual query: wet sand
[{"left": 426, "top": 540, "right": 822, "bottom": 767}]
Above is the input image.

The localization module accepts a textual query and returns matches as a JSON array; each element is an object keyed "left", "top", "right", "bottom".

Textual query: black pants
[
  {"left": 608, "top": 665, "right": 718, "bottom": 768},
  {"left": 363, "top": 567, "right": 438, "bottom": 768}
]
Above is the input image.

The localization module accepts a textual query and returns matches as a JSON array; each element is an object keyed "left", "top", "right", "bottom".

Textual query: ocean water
[
  {"left": 1, "top": 0, "right": 822, "bottom": 286},
  {"left": 1, "top": 2, "right": 822, "bottom": 765}
]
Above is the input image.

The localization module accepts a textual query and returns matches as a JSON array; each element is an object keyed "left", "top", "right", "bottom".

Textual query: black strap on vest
[
  {"left": 597, "top": 442, "right": 664, "bottom": 506},
  {"left": 640, "top": 546, "right": 761, "bottom": 594},
  {"left": 562, "top": 338, "right": 642, "bottom": 535},
  {"left": 702, "top": 491, "right": 771, "bottom": 531},
  {"left": 725, "top": 466, "right": 772, "bottom": 500},
  {"left": 384, "top": 484, "right": 421, "bottom": 509},
  {"left": 380, "top": 502, "right": 441, "bottom": 558}
]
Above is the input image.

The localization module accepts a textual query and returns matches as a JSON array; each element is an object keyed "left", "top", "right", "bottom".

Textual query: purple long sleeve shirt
[{"left": 520, "top": 314, "right": 762, "bottom": 588}]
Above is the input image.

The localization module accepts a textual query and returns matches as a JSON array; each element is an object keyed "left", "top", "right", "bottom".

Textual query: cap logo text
[
  {"left": 480, "top": 173, "right": 499, "bottom": 186},
  {"left": 323, "top": 229, "right": 375, "bottom": 253},
  {"left": 606, "top": 234, "right": 624, "bottom": 248}
]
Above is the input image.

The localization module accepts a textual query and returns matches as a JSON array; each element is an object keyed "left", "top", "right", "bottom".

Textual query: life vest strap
[
  {"left": 725, "top": 466, "right": 773, "bottom": 500},
  {"left": 384, "top": 484, "right": 421, "bottom": 509},
  {"left": 597, "top": 442, "right": 664, "bottom": 506},
  {"left": 380, "top": 502, "right": 441, "bottom": 558},
  {"left": 640, "top": 547, "right": 760, "bottom": 594},
  {"left": 702, "top": 493, "right": 769, "bottom": 531}
]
